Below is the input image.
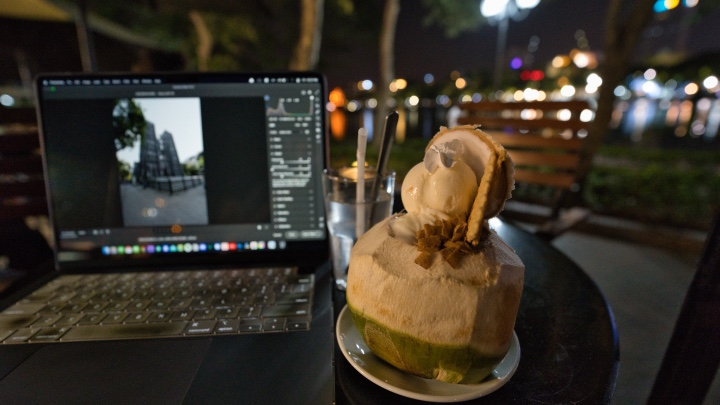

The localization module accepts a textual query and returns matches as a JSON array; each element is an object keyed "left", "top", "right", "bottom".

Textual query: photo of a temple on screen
[{"left": 114, "top": 97, "right": 208, "bottom": 227}]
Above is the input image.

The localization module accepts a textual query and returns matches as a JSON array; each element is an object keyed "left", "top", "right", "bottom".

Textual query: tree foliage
[
  {"left": 112, "top": 98, "right": 146, "bottom": 152},
  {"left": 420, "top": 0, "right": 485, "bottom": 38},
  {"left": 186, "top": 11, "right": 259, "bottom": 71}
]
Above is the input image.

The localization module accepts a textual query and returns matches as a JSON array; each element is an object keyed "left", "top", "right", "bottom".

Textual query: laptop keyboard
[{"left": 0, "top": 267, "right": 313, "bottom": 344}]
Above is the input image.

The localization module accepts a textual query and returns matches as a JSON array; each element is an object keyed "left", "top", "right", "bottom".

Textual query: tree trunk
[
  {"left": 374, "top": 0, "right": 400, "bottom": 149},
  {"left": 189, "top": 10, "right": 213, "bottom": 72},
  {"left": 578, "top": 0, "right": 656, "bottom": 181},
  {"left": 289, "top": 0, "right": 325, "bottom": 70},
  {"left": 74, "top": 0, "right": 98, "bottom": 72}
]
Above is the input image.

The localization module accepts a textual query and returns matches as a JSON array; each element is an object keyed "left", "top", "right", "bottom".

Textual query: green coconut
[{"left": 346, "top": 126, "right": 523, "bottom": 384}]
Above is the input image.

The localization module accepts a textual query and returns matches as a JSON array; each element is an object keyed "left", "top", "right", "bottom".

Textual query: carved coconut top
[
  {"left": 426, "top": 125, "right": 515, "bottom": 244},
  {"left": 388, "top": 125, "right": 515, "bottom": 267}
]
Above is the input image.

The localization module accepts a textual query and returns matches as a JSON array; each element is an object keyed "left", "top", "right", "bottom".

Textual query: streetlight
[{"left": 480, "top": 0, "right": 540, "bottom": 90}]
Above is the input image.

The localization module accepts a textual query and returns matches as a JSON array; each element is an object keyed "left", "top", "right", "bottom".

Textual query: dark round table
[{"left": 334, "top": 218, "right": 619, "bottom": 404}]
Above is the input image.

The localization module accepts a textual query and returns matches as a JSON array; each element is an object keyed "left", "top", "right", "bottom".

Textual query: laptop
[{"left": 0, "top": 72, "right": 334, "bottom": 404}]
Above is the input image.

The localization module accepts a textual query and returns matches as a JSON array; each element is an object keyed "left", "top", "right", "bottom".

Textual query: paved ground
[
  {"left": 549, "top": 229, "right": 719, "bottom": 404},
  {"left": 119, "top": 183, "right": 208, "bottom": 226}
]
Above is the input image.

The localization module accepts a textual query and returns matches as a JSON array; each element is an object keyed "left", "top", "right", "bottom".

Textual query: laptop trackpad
[{"left": 0, "top": 339, "right": 211, "bottom": 404}]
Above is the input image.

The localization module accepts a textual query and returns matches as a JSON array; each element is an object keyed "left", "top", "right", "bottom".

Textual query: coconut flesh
[{"left": 346, "top": 125, "right": 524, "bottom": 384}]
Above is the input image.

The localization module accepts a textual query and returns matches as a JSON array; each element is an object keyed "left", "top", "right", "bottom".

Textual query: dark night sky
[
  {"left": 1, "top": 0, "right": 718, "bottom": 90},
  {"left": 323, "top": 0, "right": 720, "bottom": 89}
]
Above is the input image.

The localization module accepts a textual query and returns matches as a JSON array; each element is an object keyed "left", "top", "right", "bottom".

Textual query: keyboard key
[
  {"left": 33, "top": 314, "right": 62, "bottom": 327},
  {"left": 287, "top": 321, "right": 310, "bottom": 331},
  {"left": 215, "top": 319, "right": 240, "bottom": 333},
  {"left": 56, "top": 313, "right": 84, "bottom": 326},
  {"left": 190, "top": 298, "right": 211, "bottom": 309},
  {"left": 0, "top": 328, "right": 15, "bottom": 342},
  {"left": 65, "top": 303, "right": 87, "bottom": 313},
  {"left": 238, "top": 306, "right": 262, "bottom": 318},
  {"left": 255, "top": 294, "right": 276, "bottom": 305},
  {"left": 30, "top": 327, "right": 70, "bottom": 342},
  {"left": 263, "top": 317, "right": 286, "bottom": 332},
  {"left": 40, "top": 303, "right": 67, "bottom": 313},
  {"left": 0, "top": 314, "right": 39, "bottom": 330},
  {"left": 125, "top": 312, "right": 151, "bottom": 323},
  {"left": 171, "top": 310, "right": 195, "bottom": 321},
  {"left": 50, "top": 292, "right": 77, "bottom": 303},
  {"left": 215, "top": 307, "right": 240, "bottom": 318},
  {"left": 239, "top": 319, "right": 262, "bottom": 333},
  {"left": 106, "top": 301, "right": 130, "bottom": 312},
  {"left": 169, "top": 299, "right": 192, "bottom": 309},
  {"left": 129, "top": 300, "right": 151, "bottom": 311},
  {"left": 154, "top": 290, "right": 175, "bottom": 299},
  {"left": 147, "top": 312, "right": 171, "bottom": 322},
  {"left": 5, "top": 328, "right": 38, "bottom": 344},
  {"left": 184, "top": 320, "right": 216, "bottom": 334},
  {"left": 3, "top": 303, "right": 46, "bottom": 315},
  {"left": 211, "top": 297, "right": 233, "bottom": 308},
  {"left": 85, "top": 302, "right": 109, "bottom": 312},
  {"left": 79, "top": 313, "right": 106, "bottom": 325},
  {"left": 276, "top": 294, "right": 311, "bottom": 305},
  {"left": 194, "top": 309, "right": 217, "bottom": 320},
  {"left": 261, "top": 304, "right": 310, "bottom": 318},
  {"left": 150, "top": 300, "right": 171, "bottom": 310},
  {"left": 293, "top": 283, "right": 312, "bottom": 293},
  {"left": 61, "top": 322, "right": 188, "bottom": 341},
  {"left": 102, "top": 313, "right": 128, "bottom": 324}
]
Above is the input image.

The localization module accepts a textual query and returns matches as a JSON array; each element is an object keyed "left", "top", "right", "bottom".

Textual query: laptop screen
[{"left": 36, "top": 72, "right": 328, "bottom": 269}]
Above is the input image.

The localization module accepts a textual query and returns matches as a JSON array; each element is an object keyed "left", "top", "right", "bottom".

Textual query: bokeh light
[
  {"left": 328, "top": 87, "right": 346, "bottom": 108},
  {"left": 560, "top": 85, "right": 576, "bottom": 98},
  {"left": 703, "top": 75, "right": 719, "bottom": 91},
  {"left": 0, "top": 94, "right": 14, "bottom": 107},
  {"left": 524, "top": 88, "right": 540, "bottom": 101},
  {"left": 572, "top": 52, "right": 589, "bottom": 68},
  {"left": 684, "top": 82, "right": 699, "bottom": 96},
  {"left": 480, "top": 0, "right": 510, "bottom": 18},
  {"left": 557, "top": 109, "right": 572, "bottom": 121},
  {"left": 516, "top": 0, "right": 541, "bottom": 9},
  {"left": 580, "top": 109, "right": 595, "bottom": 122},
  {"left": 552, "top": 55, "right": 570, "bottom": 68},
  {"left": 436, "top": 95, "right": 450, "bottom": 106},
  {"left": 359, "top": 79, "right": 373, "bottom": 91}
]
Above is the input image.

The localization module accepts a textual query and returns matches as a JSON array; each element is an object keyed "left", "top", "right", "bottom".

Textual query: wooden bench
[
  {"left": 457, "top": 100, "right": 593, "bottom": 239},
  {"left": 0, "top": 106, "right": 53, "bottom": 273}
]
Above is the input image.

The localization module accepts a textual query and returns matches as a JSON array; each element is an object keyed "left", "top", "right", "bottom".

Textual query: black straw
[
  {"left": 376, "top": 111, "right": 399, "bottom": 178},
  {"left": 366, "top": 111, "right": 398, "bottom": 224}
]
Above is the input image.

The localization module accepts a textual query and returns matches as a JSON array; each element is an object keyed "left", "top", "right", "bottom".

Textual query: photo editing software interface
[{"left": 38, "top": 74, "right": 326, "bottom": 262}]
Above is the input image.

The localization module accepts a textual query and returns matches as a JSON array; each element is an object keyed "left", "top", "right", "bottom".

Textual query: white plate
[{"left": 336, "top": 305, "right": 520, "bottom": 402}]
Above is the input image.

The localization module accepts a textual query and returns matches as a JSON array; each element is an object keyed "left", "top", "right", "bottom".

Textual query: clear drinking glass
[{"left": 322, "top": 167, "right": 395, "bottom": 290}]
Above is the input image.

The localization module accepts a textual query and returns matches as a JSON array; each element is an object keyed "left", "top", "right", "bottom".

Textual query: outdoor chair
[
  {"left": 0, "top": 106, "right": 53, "bottom": 274},
  {"left": 457, "top": 100, "right": 593, "bottom": 240}
]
